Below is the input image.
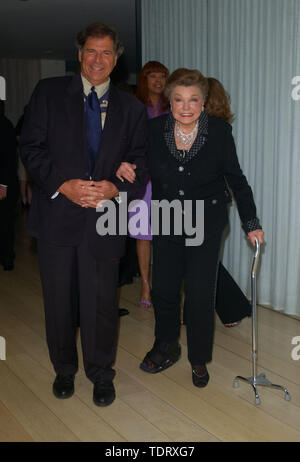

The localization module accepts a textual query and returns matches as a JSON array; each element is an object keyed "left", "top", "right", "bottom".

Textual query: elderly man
[{"left": 21, "top": 22, "right": 147, "bottom": 406}]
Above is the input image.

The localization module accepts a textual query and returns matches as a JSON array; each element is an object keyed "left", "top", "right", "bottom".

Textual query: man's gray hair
[{"left": 76, "top": 22, "right": 124, "bottom": 57}]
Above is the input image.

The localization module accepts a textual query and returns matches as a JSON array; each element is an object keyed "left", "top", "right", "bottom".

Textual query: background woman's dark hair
[
  {"left": 205, "top": 77, "right": 234, "bottom": 123},
  {"left": 76, "top": 22, "right": 124, "bottom": 57},
  {"left": 136, "top": 61, "right": 170, "bottom": 110}
]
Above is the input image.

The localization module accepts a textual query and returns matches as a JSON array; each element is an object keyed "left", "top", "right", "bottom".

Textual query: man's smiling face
[{"left": 79, "top": 35, "right": 117, "bottom": 86}]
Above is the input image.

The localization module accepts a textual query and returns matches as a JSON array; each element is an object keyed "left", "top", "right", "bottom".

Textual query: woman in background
[
  {"left": 205, "top": 77, "right": 252, "bottom": 327},
  {"left": 205, "top": 77, "right": 234, "bottom": 122},
  {"left": 117, "top": 61, "right": 169, "bottom": 310}
]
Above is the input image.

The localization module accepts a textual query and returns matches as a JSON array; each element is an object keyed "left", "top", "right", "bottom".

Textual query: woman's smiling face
[{"left": 170, "top": 85, "right": 204, "bottom": 127}]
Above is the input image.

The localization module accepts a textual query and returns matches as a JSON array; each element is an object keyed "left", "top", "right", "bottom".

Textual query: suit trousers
[
  {"left": 37, "top": 234, "right": 120, "bottom": 383},
  {"left": 151, "top": 233, "right": 223, "bottom": 365},
  {"left": 0, "top": 184, "right": 18, "bottom": 262}
]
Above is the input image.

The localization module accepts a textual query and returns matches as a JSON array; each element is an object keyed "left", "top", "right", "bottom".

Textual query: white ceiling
[{"left": 0, "top": 0, "right": 138, "bottom": 72}]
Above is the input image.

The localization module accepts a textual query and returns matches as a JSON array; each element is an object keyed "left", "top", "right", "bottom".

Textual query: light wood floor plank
[
  {"left": 5, "top": 353, "right": 125, "bottom": 442},
  {"left": 1, "top": 216, "right": 299, "bottom": 442},
  {"left": 0, "top": 361, "right": 79, "bottom": 442},
  {"left": 0, "top": 401, "right": 34, "bottom": 442},
  {"left": 122, "top": 389, "right": 220, "bottom": 442},
  {"left": 116, "top": 318, "right": 300, "bottom": 442},
  {"left": 0, "top": 305, "right": 86, "bottom": 378},
  {"left": 115, "top": 348, "right": 266, "bottom": 442},
  {"left": 75, "top": 374, "right": 171, "bottom": 442}
]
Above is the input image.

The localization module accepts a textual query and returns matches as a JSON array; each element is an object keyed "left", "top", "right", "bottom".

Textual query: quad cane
[{"left": 233, "top": 237, "right": 291, "bottom": 405}]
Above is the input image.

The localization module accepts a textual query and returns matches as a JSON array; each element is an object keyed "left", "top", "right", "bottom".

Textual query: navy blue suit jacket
[{"left": 20, "top": 74, "right": 148, "bottom": 259}]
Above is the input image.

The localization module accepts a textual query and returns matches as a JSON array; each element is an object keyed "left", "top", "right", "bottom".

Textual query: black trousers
[
  {"left": 182, "top": 262, "right": 252, "bottom": 325},
  {"left": 215, "top": 263, "right": 251, "bottom": 324},
  {"left": 37, "top": 236, "right": 120, "bottom": 383},
  {"left": 0, "top": 184, "right": 18, "bottom": 263},
  {"left": 151, "top": 233, "right": 222, "bottom": 365}
]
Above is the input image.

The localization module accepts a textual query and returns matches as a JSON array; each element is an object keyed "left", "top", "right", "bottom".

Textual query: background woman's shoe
[
  {"left": 139, "top": 279, "right": 152, "bottom": 310},
  {"left": 224, "top": 321, "right": 241, "bottom": 328},
  {"left": 118, "top": 308, "right": 129, "bottom": 317},
  {"left": 139, "top": 300, "right": 152, "bottom": 310},
  {"left": 192, "top": 365, "right": 209, "bottom": 388}
]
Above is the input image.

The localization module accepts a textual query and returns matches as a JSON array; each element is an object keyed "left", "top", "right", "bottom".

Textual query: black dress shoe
[
  {"left": 192, "top": 365, "right": 210, "bottom": 388},
  {"left": 2, "top": 257, "right": 14, "bottom": 271},
  {"left": 53, "top": 375, "right": 75, "bottom": 399},
  {"left": 118, "top": 276, "right": 133, "bottom": 287},
  {"left": 93, "top": 380, "right": 115, "bottom": 407},
  {"left": 118, "top": 308, "right": 129, "bottom": 317}
]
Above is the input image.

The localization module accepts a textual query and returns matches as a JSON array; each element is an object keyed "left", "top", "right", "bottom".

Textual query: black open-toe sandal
[
  {"left": 192, "top": 365, "right": 210, "bottom": 388},
  {"left": 140, "top": 342, "right": 181, "bottom": 374}
]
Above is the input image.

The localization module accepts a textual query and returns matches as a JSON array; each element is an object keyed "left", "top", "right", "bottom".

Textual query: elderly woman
[{"left": 139, "top": 68, "right": 264, "bottom": 387}]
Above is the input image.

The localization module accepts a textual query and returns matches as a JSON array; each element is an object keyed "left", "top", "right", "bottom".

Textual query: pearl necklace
[{"left": 175, "top": 120, "right": 198, "bottom": 147}]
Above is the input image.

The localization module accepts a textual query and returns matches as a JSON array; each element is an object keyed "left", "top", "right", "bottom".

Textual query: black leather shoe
[
  {"left": 53, "top": 375, "right": 74, "bottom": 399},
  {"left": 118, "top": 308, "right": 129, "bottom": 317},
  {"left": 93, "top": 380, "right": 115, "bottom": 407},
  {"left": 2, "top": 257, "right": 14, "bottom": 271},
  {"left": 192, "top": 365, "right": 209, "bottom": 388}
]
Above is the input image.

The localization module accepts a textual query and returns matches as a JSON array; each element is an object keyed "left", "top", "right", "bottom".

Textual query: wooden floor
[{"left": 0, "top": 211, "right": 300, "bottom": 442}]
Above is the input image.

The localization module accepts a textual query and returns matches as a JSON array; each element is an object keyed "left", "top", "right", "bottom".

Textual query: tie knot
[{"left": 87, "top": 86, "right": 99, "bottom": 111}]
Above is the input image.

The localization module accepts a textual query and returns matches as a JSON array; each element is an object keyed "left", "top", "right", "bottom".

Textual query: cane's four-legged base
[{"left": 233, "top": 372, "right": 291, "bottom": 405}]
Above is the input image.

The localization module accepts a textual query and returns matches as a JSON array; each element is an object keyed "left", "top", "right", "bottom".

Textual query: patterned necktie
[{"left": 85, "top": 86, "right": 102, "bottom": 177}]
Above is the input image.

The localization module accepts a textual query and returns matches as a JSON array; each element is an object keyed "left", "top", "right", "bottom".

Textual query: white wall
[{"left": 140, "top": 0, "right": 300, "bottom": 316}]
